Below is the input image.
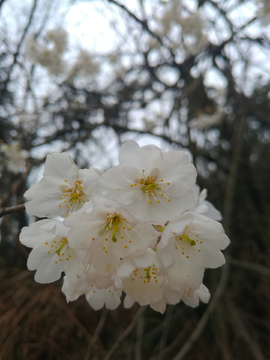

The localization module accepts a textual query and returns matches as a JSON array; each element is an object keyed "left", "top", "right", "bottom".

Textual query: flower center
[
  {"left": 44, "top": 237, "right": 72, "bottom": 263},
  {"left": 130, "top": 170, "right": 171, "bottom": 204},
  {"left": 175, "top": 225, "right": 203, "bottom": 257},
  {"left": 59, "top": 179, "right": 85, "bottom": 214},
  {"left": 129, "top": 266, "right": 159, "bottom": 284},
  {"left": 177, "top": 233, "right": 196, "bottom": 246},
  {"left": 106, "top": 214, "right": 122, "bottom": 243},
  {"left": 94, "top": 213, "right": 132, "bottom": 253}
]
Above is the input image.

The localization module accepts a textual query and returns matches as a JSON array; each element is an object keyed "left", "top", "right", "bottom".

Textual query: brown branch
[
  {"left": 103, "top": 306, "right": 146, "bottom": 360},
  {"left": 84, "top": 308, "right": 107, "bottom": 360},
  {"left": 135, "top": 316, "right": 144, "bottom": 360},
  {"left": 149, "top": 320, "right": 193, "bottom": 360},
  {"left": 229, "top": 258, "right": 270, "bottom": 277},
  {"left": 157, "top": 305, "right": 174, "bottom": 360},
  {"left": 228, "top": 304, "right": 266, "bottom": 360},
  {"left": 0, "top": 204, "right": 25, "bottom": 218}
]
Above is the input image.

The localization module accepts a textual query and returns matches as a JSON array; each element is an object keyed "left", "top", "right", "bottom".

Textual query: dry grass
[
  {"left": 0, "top": 269, "right": 96, "bottom": 360},
  {"left": 1, "top": 263, "right": 270, "bottom": 360}
]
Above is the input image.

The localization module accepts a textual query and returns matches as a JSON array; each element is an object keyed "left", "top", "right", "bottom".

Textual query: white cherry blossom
[
  {"left": 19, "top": 219, "right": 85, "bottom": 284},
  {"left": 62, "top": 271, "right": 122, "bottom": 310},
  {"left": 85, "top": 284, "right": 122, "bottom": 311},
  {"left": 24, "top": 152, "right": 100, "bottom": 218},
  {"left": 190, "top": 185, "right": 222, "bottom": 221},
  {"left": 158, "top": 212, "right": 230, "bottom": 276},
  {"left": 0, "top": 142, "right": 29, "bottom": 174},
  {"left": 19, "top": 141, "right": 230, "bottom": 313},
  {"left": 65, "top": 198, "right": 159, "bottom": 260},
  {"left": 115, "top": 249, "right": 167, "bottom": 312},
  {"left": 182, "top": 284, "right": 210, "bottom": 308},
  {"left": 62, "top": 274, "right": 90, "bottom": 302},
  {"left": 100, "top": 141, "right": 197, "bottom": 222}
]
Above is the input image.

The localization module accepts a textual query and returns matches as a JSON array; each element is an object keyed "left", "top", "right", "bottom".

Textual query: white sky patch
[{"left": 63, "top": 2, "right": 119, "bottom": 54}]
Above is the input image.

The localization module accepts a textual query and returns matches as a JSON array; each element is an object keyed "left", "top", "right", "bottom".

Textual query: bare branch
[
  {"left": 1, "top": 0, "right": 37, "bottom": 96},
  {"left": 228, "top": 304, "right": 266, "bottom": 360},
  {"left": 157, "top": 305, "right": 174, "bottom": 360},
  {"left": 149, "top": 320, "right": 193, "bottom": 360},
  {"left": 84, "top": 308, "right": 107, "bottom": 360},
  {"left": 108, "top": 0, "right": 164, "bottom": 47},
  {"left": 103, "top": 306, "right": 146, "bottom": 360},
  {"left": 0, "top": 204, "right": 25, "bottom": 218},
  {"left": 229, "top": 258, "right": 270, "bottom": 277},
  {"left": 135, "top": 316, "right": 144, "bottom": 360},
  {"left": 223, "top": 116, "right": 246, "bottom": 236}
]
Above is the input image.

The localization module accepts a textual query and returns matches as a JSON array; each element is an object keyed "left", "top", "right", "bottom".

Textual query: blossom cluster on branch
[
  {"left": 19, "top": 141, "right": 229, "bottom": 313},
  {"left": 0, "top": 141, "right": 29, "bottom": 174}
]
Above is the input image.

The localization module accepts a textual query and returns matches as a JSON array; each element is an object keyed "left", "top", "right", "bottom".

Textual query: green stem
[
  {"left": 182, "top": 234, "right": 196, "bottom": 246},
  {"left": 55, "top": 238, "right": 67, "bottom": 254}
]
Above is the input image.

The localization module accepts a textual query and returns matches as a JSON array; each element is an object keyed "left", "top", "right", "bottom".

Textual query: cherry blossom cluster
[
  {"left": 20, "top": 141, "right": 229, "bottom": 313},
  {"left": 25, "top": 29, "right": 68, "bottom": 75},
  {"left": 25, "top": 29, "right": 100, "bottom": 78},
  {"left": 0, "top": 141, "right": 29, "bottom": 174},
  {"left": 147, "top": 2, "right": 208, "bottom": 56}
]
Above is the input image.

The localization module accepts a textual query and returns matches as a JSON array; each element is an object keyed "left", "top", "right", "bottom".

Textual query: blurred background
[{"left": 1, "top": 0, "right": 270, "bottom": 359}]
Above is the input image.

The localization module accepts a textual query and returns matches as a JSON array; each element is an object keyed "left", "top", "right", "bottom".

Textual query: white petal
[
  {"left": 78, "top": 168, "right": 101, "bottom": 199},
  {"left": 196, "top": 284, "right": 210, "bottom": 303},
  {"left": 150, "top": 298, "right": 167, "bottom": 313},
  {"left": 43, "top": 152, "right": 79, "bottom": 183},
  {"left": 204, "top": 201, "right": 222, "bottom": 221},
  {"left": 105, "top": 289, "right": 122, "bottom": 310},
  {"left": 24, "top": 177, "right": 66, "bottom": 217},
  {"left": 159, "top": 213, "right": 193, "bottom": 250},
  {"left": 119, "top": 141, "right": 165, "bottom": 175},
  {"left": 28, "top": 246, "right": 62, "bottom": 283},
  {"left": 163, "top": 283, "right": 183, "bottom": 305},
  {"left": 182, "top": 284, "right": 210, "bottom": 308},
  {"left": 85, "top": 286, "right": 121, "bottom": 310},
  {"left": 86, "top": 287, "right": 105, "bottom": 310},
  {"left": 124, "top": 294, "right": 135, "bottom": 308},
  {"left": 162, "top": 150, "right": 197, "bottom": 193},
  {"left": 62, "top": 276, "right": 84, "bottom": 302},
  {"left": 20, "top": 219, "right": 54, "bottom": 248}
]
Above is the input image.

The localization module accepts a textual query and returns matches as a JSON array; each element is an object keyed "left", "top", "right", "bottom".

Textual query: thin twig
[
  {"left": 84, "top": 308, "right": 108, "bottom": 360},
  {"left": 157, "top": 305, "right": 174, "bottom": 360},
  {"left": 0, "top": 204, "right": 25, "bottom": 218},
  {"left": 107, "top": 0, "right": 164, "bottom": 46},
  {"left": 171, "top": 263, "right": 230, "bottom": 360},
  {"left": 229, "top": 258, "right": 270, "bottom": 277},
  {"left": 135, "top": 316, "right": 144, "bottom": 360},
  {"left": 149, "top": 320, "right": 193, "bottom": 360},
  {"left": 103, "top": 306, "right": 146, "bottom": 360},
  {"left": 1, "top": 0, "right": 37, "bottom": 95},
  {"left": 228, "top": 304, "right": 266, "bottom": 360},
  {"left": 223, "top": 115, "right": 246, "bottom": 236}
]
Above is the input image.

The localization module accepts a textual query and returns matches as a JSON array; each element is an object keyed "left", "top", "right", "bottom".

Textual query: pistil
[
  {"left": 55, "top": 238, "right": 68, "bottom": 255},
  {"left": 131, "top": 170, "right": 171, "bottom": 204}
]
